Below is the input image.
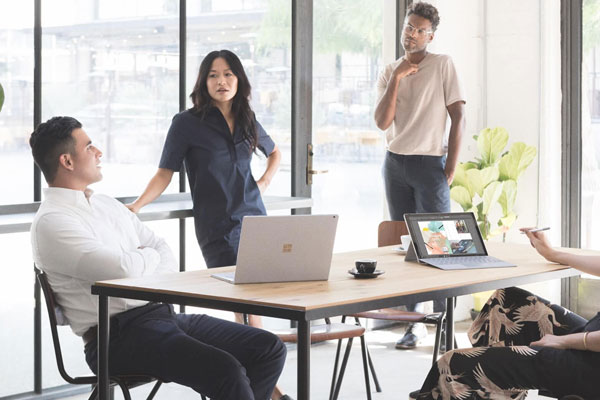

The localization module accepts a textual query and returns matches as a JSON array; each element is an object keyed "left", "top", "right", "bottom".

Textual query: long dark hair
[{"left": 190, "top": 50, "right": 257, "bottom": 152}]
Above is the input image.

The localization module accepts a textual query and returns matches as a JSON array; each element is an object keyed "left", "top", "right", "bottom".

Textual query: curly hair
[
  {"left": 189, "top": 50, "right": 257, "bottom": 152},
  {"left": 407, "top": 2, "right": 440, "bottom": 31}
]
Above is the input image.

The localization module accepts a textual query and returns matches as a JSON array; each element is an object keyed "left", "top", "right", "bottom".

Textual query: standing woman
[
  {"left": 128, "top": 50, "right": 292, "bottom": 400},
  {"left": 127, "top": 49, "right": 281, "bottom": 270}
]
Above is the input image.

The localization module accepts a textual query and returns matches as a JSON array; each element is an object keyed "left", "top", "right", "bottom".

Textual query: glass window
[
  {"left": 0, "top": 233, "right": 35, "bottom": 397},
  {"left": 311, "top": 0, "right": 385, "bottom": 252},
  {"left": 580, "top": 0, "right": 600, "bottom": 318},
  {"left": 187, "top": 0, "right": 291, "bottom": 201},
  {"left": 185, "top": 0, "right": 292, "bottom": 268},
  {"left": 41, "top": 0, "right": 180, "bottom": 197},
  {"left": 582, "top": 0, "right": 600, "bottom": 252},
  {"left": 0, "top": 1, "right": 34, "bottom": 205}
]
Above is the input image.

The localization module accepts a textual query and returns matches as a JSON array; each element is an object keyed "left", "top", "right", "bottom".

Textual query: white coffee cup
[{"left": 400, "top": 234, "right": 412, "bottom": 250}]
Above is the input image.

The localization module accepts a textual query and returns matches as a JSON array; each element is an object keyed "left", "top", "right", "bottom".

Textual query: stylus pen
[{"left": 521, "top": 227, "right": 550, "bottom": 234}]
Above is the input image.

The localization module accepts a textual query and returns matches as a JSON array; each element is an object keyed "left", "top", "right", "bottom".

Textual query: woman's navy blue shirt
[{"left": 159, "top": 107, "right": 275, "bottom": 249}]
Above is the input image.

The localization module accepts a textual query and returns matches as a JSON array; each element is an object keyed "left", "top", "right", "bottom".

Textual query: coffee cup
[
  {"left": 355, "top": 259, "right": 377, "bottom": 274},
  {"left": 401, "top": 234, "right": 411, "bottom": 250}
]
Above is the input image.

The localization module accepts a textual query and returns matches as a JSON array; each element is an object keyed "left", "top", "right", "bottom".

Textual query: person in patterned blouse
[{"left": 414, "top": 228, "right": 600, "bottom": 400}]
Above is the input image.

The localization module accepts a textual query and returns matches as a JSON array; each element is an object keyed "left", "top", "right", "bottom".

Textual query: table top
[
  {"left": 92, "top": 242, "right": 583, "bottom": 320},
  {"left": 0, "top": 193, "right": 312, "bottom": 234}
]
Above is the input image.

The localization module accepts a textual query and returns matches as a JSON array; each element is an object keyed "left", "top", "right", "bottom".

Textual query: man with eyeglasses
[{"left": 374, "top": 2, "right": 466, "bottom": 351}]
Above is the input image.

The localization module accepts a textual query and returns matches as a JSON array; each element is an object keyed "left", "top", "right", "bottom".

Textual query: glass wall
[
  {"left": 0, "top": 1, "right": 35, "bottom": 397},
  {"left": 185, "top": 0, "right": 291, "bottom": 269},
  {"left": 579, "top": 0, "right": 600, "bottom": 318},
  {"left": 582, "top": 0, "right": 600, "bottom": 251},
  {"left": 311, "top": 0, "right": 385, "bottom": 252},
  {"left": 41, "top": 0, "right": 180, "bottom": 197},
  {"left": 0, "top": 1, "right": 34, "bottom": 205}
]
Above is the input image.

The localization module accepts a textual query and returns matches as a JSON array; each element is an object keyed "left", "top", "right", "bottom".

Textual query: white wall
[{"left": 425, "top": 0, "right": 562, "bottom": 318}]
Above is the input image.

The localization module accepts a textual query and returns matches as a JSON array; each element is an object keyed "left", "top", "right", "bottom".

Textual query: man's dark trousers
[
  {"left": 85, "top": 303, "right": 286, "bottom": 399},
  {"left": 383, "top": 151, "right": 449, "bottom": 313}
]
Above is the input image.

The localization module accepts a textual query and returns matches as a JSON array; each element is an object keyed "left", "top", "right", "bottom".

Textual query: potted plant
[
  {"left": 450, "top": 127, "right": 537, "bottom": 240},
  {"left": 0, "top": 82, "right": 4, "bottom": 112}
]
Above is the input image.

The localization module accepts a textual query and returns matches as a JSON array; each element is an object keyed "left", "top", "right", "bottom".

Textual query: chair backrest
[
  {"left": 35, "top": 267, "right": 85, "bottom": 385},
  {"left": 377, "top": 221, "right": 409, "bottom": 247}
]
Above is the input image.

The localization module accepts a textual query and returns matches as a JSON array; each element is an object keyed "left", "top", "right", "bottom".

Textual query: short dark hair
[
  {"left": 30, "top": 116, "right": 81, "bottom": 184},
  {"left": 407, "top": 2, "right": 440, "bottom": 31}
]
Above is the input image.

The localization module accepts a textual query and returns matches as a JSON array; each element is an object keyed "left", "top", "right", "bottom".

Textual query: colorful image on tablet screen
[{"left": 417, "top": 219, "right": 477, "bottom": 256}]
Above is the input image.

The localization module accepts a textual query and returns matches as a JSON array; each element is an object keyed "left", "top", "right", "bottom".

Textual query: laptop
[
  {"left": 403, "top": 212, "right": 515, "bottom": 270},
  {"left": 211, "top": 214, "right": 339, "bottom": 284}
]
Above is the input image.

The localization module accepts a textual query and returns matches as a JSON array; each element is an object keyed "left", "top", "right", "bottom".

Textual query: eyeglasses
[{"left": 403, "top": 23, "right": 433, "bottom": 37}]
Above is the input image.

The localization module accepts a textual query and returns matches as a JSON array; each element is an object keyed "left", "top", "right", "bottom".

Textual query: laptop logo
[{"left": 282, "top": 243, "right": 293, "bottom": 253}]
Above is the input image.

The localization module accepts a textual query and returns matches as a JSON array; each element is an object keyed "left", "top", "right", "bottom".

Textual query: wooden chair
[
  {"left": 35, "top": 267, "right": 164, "bottom": 400},
  {"left": 275, "top": 318, "right": 372, "bottom": 400},
  {"left": 336, "top": 221, "right": 447, "bottom": 394}
]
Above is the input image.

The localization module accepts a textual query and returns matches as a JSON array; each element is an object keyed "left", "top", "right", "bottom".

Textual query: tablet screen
[{"left": 404, "top": 212, "right": 487, "bottom": 259}]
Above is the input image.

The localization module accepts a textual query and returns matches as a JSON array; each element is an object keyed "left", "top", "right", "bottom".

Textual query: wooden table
[{"left": 92, "top": 242, "right": 582, "bottom": 399}]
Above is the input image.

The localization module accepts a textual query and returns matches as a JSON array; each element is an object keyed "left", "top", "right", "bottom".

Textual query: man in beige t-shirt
[{"left": 374, "top": 2, "right": 466, "bottom": 351}]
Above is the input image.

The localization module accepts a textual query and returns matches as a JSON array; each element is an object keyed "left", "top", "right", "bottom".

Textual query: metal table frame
[{"left": 92, "top": 266, "right": 577, "bottom": 400}]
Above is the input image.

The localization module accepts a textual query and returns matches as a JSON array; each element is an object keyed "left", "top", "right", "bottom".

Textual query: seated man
[
  {"left": 30, "top": 116, "right": 287, "bottom": 400},
  {"left": 414, "top": 228, "right": 600, "bottom": 400}
]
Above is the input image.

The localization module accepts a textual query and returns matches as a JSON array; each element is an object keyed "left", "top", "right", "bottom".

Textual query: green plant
[
  {"left": 450, "top": 127, "right": 537, "bottom": 240},
  {"left": 0, "top": 82, "right": 4, "bottom": 112}
]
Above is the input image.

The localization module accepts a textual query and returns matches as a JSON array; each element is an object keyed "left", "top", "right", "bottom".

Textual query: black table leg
[
  {"left": 445, "top": 297, "right": 455, "bottom": 351},
  {"left": 297, "top": 319, "right": 310, "bottom": 400},
  {"left": 98, "top": 294, "right": 110, "bottom": 399}
]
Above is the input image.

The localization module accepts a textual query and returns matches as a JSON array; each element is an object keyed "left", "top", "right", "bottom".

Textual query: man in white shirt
[
  {"left": 30, "top": 116, "right": 286, "bottom": 400},
  {"left": 374, "top": 2, "right": 466, "bottom": 350}
]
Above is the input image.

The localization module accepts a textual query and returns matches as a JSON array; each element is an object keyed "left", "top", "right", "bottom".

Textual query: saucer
[
  {"left": 394, "top": 246, "right": 407, "bottom": 255},
  {"left": 348, "top": 269, "right": 385, "bottom": 279}
]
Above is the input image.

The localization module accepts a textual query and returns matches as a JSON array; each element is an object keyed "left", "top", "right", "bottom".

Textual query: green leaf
[
  {"left": 481, "top": 181, "right": 503, "bottom": 216},
  {"left": 497, "top": 180, "right": 517, "bottom": 216},
  {"left": 498, "top": 212, "right": 517, "bottom": 229},
  {"left": 464, "top": 162, "right": 478, "bottom": 170},
  {"left": 498, "top": 142, "right": 537, "bottom": 181},
  {"left": 450, "top": 186, "right": 472, "bottom": 210},
  {"left": 478, "top": 218, "right": 491, "bottom": 240},
  {"left": 464, "top": 167, "right": 497, "bottom": 197},
  {"left": 477, "top": 127, "right": 508, "bottom": 167},
  {"left": 0, "top": 83, "right": 4, "bottom": 113},
  {"left": 450, "top": 163, "right": 469, "bottom": 189}
]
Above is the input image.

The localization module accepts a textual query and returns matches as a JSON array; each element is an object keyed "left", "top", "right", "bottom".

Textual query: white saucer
[{"left": 394, "top": 246, "right": 407, "bottom": 255}]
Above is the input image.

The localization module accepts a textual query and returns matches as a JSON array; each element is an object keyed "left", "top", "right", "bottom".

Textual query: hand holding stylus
[
  {"left": 520, "top": 227, "right": 550, "bottom": 234},
  {"left": 520, "top": 226, "right": 557, "bottom": 262}
]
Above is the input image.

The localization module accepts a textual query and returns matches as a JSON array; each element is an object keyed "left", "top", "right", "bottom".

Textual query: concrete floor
[{"left": 62, "top": 320, "right": 549, "bottom": 400}]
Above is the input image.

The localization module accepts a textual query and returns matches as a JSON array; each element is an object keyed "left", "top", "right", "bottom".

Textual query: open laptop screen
[{"left": 404, "top": 212, "right": 487, "bottom": 259}]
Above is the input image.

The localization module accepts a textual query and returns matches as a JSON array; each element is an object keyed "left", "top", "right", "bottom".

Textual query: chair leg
[
  {"left": 146, "top": 381, "right": 162, "bottom": 400},
  {"left": 331, "top": 338, "right": 354, "bottom": 400},
  {"left": 359, "top": 335, "right": 373, "bottom": 400},
  {"left": 329, "top": 337, "right": 345, "bottom": 399},
  {"left": 114, "top": 380, "right": 131, "bottom": 400},
  {"left": 353, "top": 315, "right": 381, "bottom": 392},
  {"left": 88, "top": 385, "right": 99, "bottom": 400},
  {"left": 431, "top": 319, "right": 444, "bottom": 366},
  {"left": 365, "top": 344, "right": 382, "bottom": 392}
]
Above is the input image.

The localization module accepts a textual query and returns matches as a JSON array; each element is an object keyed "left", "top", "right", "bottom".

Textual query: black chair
[{"left": 35, "top": 267, "right": 164, "bottom": 400}]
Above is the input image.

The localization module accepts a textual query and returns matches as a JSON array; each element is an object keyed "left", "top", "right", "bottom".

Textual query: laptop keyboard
[
  {"left": 424, "top": 255, "right": 515, "bottom": 270},
  {"left": 430, "top": 256, "right": 504, "bottom": 265}
]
